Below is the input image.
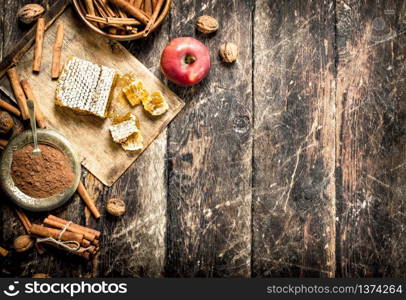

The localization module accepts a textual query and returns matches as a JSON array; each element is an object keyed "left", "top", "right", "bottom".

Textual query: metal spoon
[{"left": 27, "top": 99, "right": 41, "bottom": 155}]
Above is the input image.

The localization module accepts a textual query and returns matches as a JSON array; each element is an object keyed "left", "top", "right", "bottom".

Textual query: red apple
[{"left": 160, "top": 37, "right": 211, "bottom": 86}]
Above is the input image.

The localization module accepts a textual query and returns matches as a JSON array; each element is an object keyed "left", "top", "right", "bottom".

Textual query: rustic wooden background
[{"left": 0, "top": 0, "right": 405, "bottom": 277}]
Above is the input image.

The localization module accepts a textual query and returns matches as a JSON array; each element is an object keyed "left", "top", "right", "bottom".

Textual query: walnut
[
  {"left": 0, "top": 111, "right": 14, "bottom": 134},
  {"left": 13, "top": 235, "right": 34, "bottom": 253},
  {"left": 106, "top": 198, "right": 126, "bottom": 216},
  {"left": 17, "top": 4, "right": 45, "bottom": 24},
  {"left": 196, "top": 16, "right": 219, "bottom": 34},
  {"left": 219, "top": 42, "right": 239, "bottom": 63},
  {"left": 0, "top": 246, "right": 9, "bottom": 257},
  {"left": 32, "top": 273, "right": 51, "bottom": 278}
]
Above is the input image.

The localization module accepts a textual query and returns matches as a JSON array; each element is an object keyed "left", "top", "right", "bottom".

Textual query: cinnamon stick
[
  {"left": 33, "top": 17, "right": 45, "bottom": 72},
  {"left": 116, "top": 6, "right": 128, "bottom": 18},
  {"left": 144, "top": 0, "right": 152, "bottom": 15},
  {"left": 93, "top": 0, "right": 110, "bottom": 29},
  {"left": 107, "top": 16, "right": 141, "bottom": 25},
  {"left": 30, "top": 224, "right": 86, "bottom": 246},
  {"left": 51, "top": 24, "right": 64, "bottom": 79},
  {"left": 94, "top": 1, "right": 107, "bottom": 17},
  {"left": 86, "top": 245, "right": 97, "bottom": 255},
  {"left": 97, "top": 0, "right": 117, "bottom": 17},
  {"left": 0, "top": 247, "right": 9, "bottom": 257},
  {"left": 152, "top": 0, "right": 158, "bottom": 8},
  {"left": 86, "top": 15, "right": 141, "bottom": 26},
  {"left": 43, "top": 217, "right": 96, "bottom": 241},
  {"left": 95, "top": 0, "right": 119, "bottom": 34},
  {"left": 6, "top": 68, "right": 29, "bottom": 120},
  {"left": 144, "top": 0, "right": 163, "bottom": 36},
  {"left": 77, "top": 182, "right": 101, "bottom": 219},
  {"left": 108, "top": 0, "right": 149, "bottom": 24},
  {"left": 75, "top": 247, "right": 91, "bottom": 259},
  {"left": 13, "top": 209, "right": 45, "bottom": 253},
  {"left": 20, "top": 80, "right": 46, "bottom": 128},
  {"left": 134, "top": 0, "right": 142, "bottom": 8},
  {"left": 14, "top": 209, "right": 31, "bottom": 233},
  {"left": 41, "top": 241, "right": 90, "bottom": 259},
  {"left": 0, "top": 99, "right": 21, "bottom": 117},
  {"left": 0, "top": 139, "right": 8, "bottom": 149},
  {"left": 48, "top": 215, "right": 101, "bottom": 238},
  {"left": 82, "top": 239, "right": 91, "bottom": 247},
  {"left": 84, "top": 0, "right": 100, "bottom": 28},
  {"left": 84, "top": 0, "right": 96, "bottom": 15},
  {"left": 93, "top": 0, "right": 106, "bottom": 17},
  {"left": 0, "top": 139, "right": 7, "bottom": 150}
]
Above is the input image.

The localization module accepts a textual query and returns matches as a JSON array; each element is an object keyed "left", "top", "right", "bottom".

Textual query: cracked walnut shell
[
  {"left": 13, "top": 235, "right": 34, "bottom": 253},
  {"left": 219, "top": 42, "right": 239, "bottom": 63},
  {"left": 196, "top": 15, "right": 219, "bottom": 34},
  {"left": 18, "top": 4, "right": 45, "bottom": 24},
  {"left": 106, "top": 198, "right": 126, "bottom": 216},
  {"left": 0, "top": 111, "right": 14, "bottom": 134}
]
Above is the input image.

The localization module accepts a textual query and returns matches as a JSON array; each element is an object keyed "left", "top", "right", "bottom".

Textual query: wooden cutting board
[{"left": 1, "top": 7, "right": 184, "bottom": 186}]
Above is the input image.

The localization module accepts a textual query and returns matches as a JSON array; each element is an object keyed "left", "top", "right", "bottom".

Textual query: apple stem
[{"left": 184, "top": 55, "right": 196, "bottom": 64}]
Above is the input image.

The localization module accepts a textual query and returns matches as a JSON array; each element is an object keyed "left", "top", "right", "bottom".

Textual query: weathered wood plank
[
  {"left": 336, "top": 0, "right": 406, "bottom": 277},
  {"left": 0, "top": 0, "right": 93, "bottom": 278},
  {"left": 165, "top": 0, "right": 253, "bottom": 277},
  {"left": 98, "top": 29, "right": 170, "bottom": 277},
  {"left": 0, "top": 2, "right": 170, "bottom": 277},
  {"left": 0, "top": 0, "right": 4, "bottom": 61},
  {"left": 252, "top": 0, "right": 336, "bottom": 277},
  {"left": 0, "top": 0, "right": 4, "bottom": 275},
  {"left": 83, "top": 172, "right": 105, "bottom": 277}
]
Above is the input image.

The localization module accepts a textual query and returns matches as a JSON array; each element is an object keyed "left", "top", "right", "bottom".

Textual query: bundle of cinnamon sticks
[
  {"left": 80, "top": 0, "right": 165, "bottom": 37},
  {"left": 30, "top": 215, "right": 101, "bottom": 260}
]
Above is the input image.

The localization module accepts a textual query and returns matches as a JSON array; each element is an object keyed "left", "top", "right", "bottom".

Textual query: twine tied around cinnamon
[{"left": 36, "top": 221, "right": 91, "bottom": 253}]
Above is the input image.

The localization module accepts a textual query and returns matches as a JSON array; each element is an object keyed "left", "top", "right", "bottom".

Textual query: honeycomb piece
[
  {"left": 55, "top": 56, "right": 117, "bottom": 118},
  {"left": 122, "top": 132, "right": 143, "bottom": 151},
  {"left": 122, "top": 80, "right": 149, "bottom": 106},
  {"left": 142, "top": 91, "right": 168, "bottom": 116},
  {"left": 109, "top": 113, "right": 139, "bottom": 143}
]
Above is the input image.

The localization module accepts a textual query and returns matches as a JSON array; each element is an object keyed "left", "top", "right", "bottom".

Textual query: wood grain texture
[
  {"left": 0, "top": 2, "right": 169, "bottom": 278},
  {"left": 0, "top": 0, "right": 89, "bottom": 279},
  {"left": 0, "top": 0, "right": 4, "bottom": 61},
  {"left": 0, "top": 0, "right": 8, "bottom": 276},
  {"left": 252, "top": 0, "right": 336, "bottom": 277},
  {"left": 83, "top": 172, "right": 104, "bottom": 277},
  {"left": 335, "top": 0, "right": 406, "bottom": 277},
  {"left": 98, "top": 28, "right": 170, "bottom": 277},
  {"left": 165, "top": 0, "right": 253, "bottom": 277}
]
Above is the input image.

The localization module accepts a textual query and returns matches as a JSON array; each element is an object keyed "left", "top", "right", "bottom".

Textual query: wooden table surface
[{"left": 0, "top": 0, "right": 405, "bottom": 278}]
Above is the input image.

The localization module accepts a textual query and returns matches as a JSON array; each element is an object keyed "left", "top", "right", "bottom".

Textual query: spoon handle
[{"left": 27, "top": 100, "right": 39, "bottom": 151}]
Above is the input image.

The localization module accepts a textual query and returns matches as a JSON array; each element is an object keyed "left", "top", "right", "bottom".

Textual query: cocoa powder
[{"left": 11, "top": 144, "right": 75, "bottom": 198}]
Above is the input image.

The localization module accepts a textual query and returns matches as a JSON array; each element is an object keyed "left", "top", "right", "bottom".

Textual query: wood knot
[{"left": 233, "top": 115, "right": 251, "bottom": 134}]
